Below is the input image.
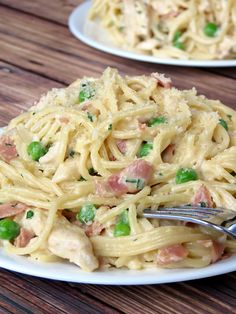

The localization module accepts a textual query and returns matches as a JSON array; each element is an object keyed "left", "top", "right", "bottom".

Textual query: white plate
[
  {"left": 68, "top": 1, "right": 236, "bottom": 68},
  {"left": 0, "top": 126, "right": 235, "bottom": 284},
  {"left": 1, "top": 249, "right": 236, "bottom": 285}
]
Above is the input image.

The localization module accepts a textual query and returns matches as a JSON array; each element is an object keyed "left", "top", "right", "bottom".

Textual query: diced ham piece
[
  {"left": 192, "top": 185, "right": 213, "bottom": 207},
  {"left": 109, "top": 155, "right": 116, "bottom": 161},
  {"left": 95, "top": 159, "right": 153, "bottom": 197},
  {"left": 197, "top": 240, "right": 225, "bottom": 263},
  {"left": 84, "top": 222, "right": 104, "bottom": 237},
  {"left": 117, "top": 140, "right": 127, "bottom": 154},
  {"left": 108, "top": 175, "right": 128, "bottom": 195},
  {"left": 212, "top": 241, "right": 225, "bottom": 263},
  {"left": 0, "top": 135, "right": 18, "bottom": 162},
  {"left": 156, "top": 244, "right": 188, "bottom": 265},
  {"left": 151, "top": 73, "right": 172, "bottom": 88},
  {"left": 59, "top": 117, "right": 70, "bottom": 124},
  {"left": 80, "top": 101, "right": 90, "bottom": 111},
  {"left": 138, "top": 123, "right": 147, "bottom": 131},
  {"left": 162, "top": 11, "right": 179, "bottom": 18},
  {"left": 14, "top": 228, "right": 35, "bottom": 248},
  {"left": 0, "top": 203, "right": 28, "bottom": 219},
  {"left": 161, "top": 144, "right": 175, "bottom": 163}
]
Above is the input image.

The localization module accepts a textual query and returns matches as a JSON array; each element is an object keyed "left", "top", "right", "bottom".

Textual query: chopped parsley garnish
[
  {"left": 78, "top": 176, "right": 86, "bottom": 181},
  {"left": 79, "top": 81, "right": 95, "bottom": 103},
  {"left": 200, "top": 202, "right": 207, "bottom": 208},
  {"left": 108, "top": 124, "right": 112, "bottom": 131},
  {"left": 26, "top": 210, "right": 34, "bottom": 219},
  {"left": 219, "top": 118, "right": 228, "bottom": 131},
  {"left": 87, "top": 112, "right": 94, "bottom": 122},
  {"left": 125, "top": 178, "right": 145, "bottom": 190},
  {"left": 88, "top": 167, "right": 97, "bottom": 176},
  {"left": 69, "top": 150, "right": 75, "bottom": 158}
]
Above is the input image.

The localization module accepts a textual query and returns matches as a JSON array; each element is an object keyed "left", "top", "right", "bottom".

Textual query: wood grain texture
[
  {"left": 0, "top": 6, "right": 236, "bottom": 107},
  {"left": 0, "top": 1, "right": 235, "bottom": 313},
  {"left": 0, "top": 62, "right": 63, "bottom": 127}
]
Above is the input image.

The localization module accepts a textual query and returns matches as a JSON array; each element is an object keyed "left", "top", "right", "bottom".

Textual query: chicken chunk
[
  {"left": 48, "top": 220, "right": 98, "bottom": 272},
  {"left": 19, "top": 208, "right": 99, "bottom": 272}
]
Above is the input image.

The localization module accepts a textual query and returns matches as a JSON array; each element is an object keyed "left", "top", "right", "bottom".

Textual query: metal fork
[{"left": 141, "top": 206, "right": 236, "bottom": 239}]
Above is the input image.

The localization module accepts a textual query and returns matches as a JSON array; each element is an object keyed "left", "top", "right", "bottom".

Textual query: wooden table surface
[{"left": 0, "top": 1, "right": 236, "bottom": 313}]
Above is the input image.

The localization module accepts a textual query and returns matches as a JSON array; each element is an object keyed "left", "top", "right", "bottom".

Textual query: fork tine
[
  {"left": 151, "top": 211, "right": 212, "bottom": 218},
  {"left": 175, "top": 206, "right": 224, "bottom": 212},
  {"left": 141, "top": 207, "right": 236, "bottom": 239},
  {"left": 156, "top": 210, "right": 218, "bottom": 216},
  {"left": 143, "top": 210, "right": 211, "bottom": 219}
]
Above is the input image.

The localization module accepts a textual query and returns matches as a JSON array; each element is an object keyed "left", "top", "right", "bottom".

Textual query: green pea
[
  {"left": 113, "top": 210, "right": 130, "bottom": 237},
  {"left": 0, "top": 218, "right": 20, "bottom": 240},
  {"left": 148, "top": 116, "right": 167, "bottom": 127},
  {"left": 120, "top": 210, "right": 129, "bottom": 224},
  {"left": 204, "top": 23, "right": 218, "bottom": 37},
  {"left": 219, "top": 118, "right": 228, "bottom": 131},
  {"left": 138, "top": 142, "right": 153, "bottom": 158},
  {"left": 114, "top": 222, "right": 130, "bottom": 237},
  {"left": 27, "top": 141, "right": 48, "bottom": 161},
  {"left": 173, "top": 31, "right": 182, "bottom": 43},
  {"left": 176, "top": 168, "right": 198, "bottom": 184},
  {"left": 76, "top": 204, "right": 96, "bottom": 224},
  {"left": 173, "top": 41, "right": 185, "bottom": 50}
]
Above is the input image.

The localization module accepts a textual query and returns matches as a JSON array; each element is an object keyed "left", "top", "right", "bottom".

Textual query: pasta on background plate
[
  {"left": 0, "top": 68, "right": 236, "bottom": 272},
  {"left": 89, "top": 0, "right": 236, "bottom": 60}
]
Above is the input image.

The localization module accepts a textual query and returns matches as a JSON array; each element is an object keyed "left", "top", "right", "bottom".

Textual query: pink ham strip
[
  {"left": 14, "top": 228, "right": 35, "bottom": 248},
  {"left": 197, "top": 240, "right": 225, "bottom": 263},
  {"left": 0, "top": 203, "right": 28, "bottom": 219},
  {"left": 116, "top": 140, "right": 127, "bottom": 154},
  {"left": 0, "top": 135, "right": 18, "bottom": 162},
  {"left": 151, "top": 73, "right": 172, "bottom": 88},
  {"left": 85, "top": 222, "right": 104, "bottom": 237},
  {"left": 138, "top": 122, "right": 147, "bottom": 131},
  {"left": 192, "top": 185, "right": 214, "bottom": 207},
  {"left": 95, "top": 159, "right": 153, "bottom": 197},
  {"left": 156, "top": 244, "right": 188, "bottom": 265}
]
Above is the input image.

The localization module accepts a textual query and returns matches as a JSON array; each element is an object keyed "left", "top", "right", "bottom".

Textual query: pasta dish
[
  {"left": 89, "top": 0, "right": 236, "bottom": 60},
  {"left": 0, "top": 68, "right": 236, "bottom": 272}
]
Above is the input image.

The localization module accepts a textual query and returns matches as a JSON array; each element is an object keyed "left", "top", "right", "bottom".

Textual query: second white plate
[{"left": 68, "top": 1, "right": 236, "bottom": 68}]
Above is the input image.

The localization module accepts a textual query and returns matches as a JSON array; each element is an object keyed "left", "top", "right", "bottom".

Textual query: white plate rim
[
  {"left": 0, "top": 248, "right": 236, "bottom": 285},
  {"left": 68, "top": 1, "right": 236, "bottom": 68},
  {"left": 0, "top": 127, "right": 235, "bottom": 285}
]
